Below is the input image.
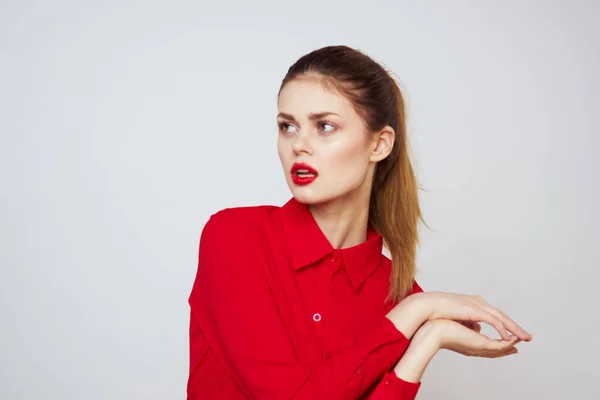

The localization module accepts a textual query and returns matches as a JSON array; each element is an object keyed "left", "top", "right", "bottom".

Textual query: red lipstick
[{"left": 291, "top": 162, "right": 318, "bottom": 185}]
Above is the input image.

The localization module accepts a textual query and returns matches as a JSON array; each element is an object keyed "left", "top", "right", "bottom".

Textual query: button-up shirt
[{"left": 188, "top": 197, "right": 423, "bottom": 399}]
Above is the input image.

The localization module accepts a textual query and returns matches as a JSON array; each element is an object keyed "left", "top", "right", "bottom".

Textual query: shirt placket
[{"left": 310, "top": 251, "right": 342, "bottom": 346}]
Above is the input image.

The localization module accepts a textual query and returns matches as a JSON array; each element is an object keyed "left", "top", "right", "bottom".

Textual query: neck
[{"left": 308, "top": 187, "right": 371, "bottom": 250}]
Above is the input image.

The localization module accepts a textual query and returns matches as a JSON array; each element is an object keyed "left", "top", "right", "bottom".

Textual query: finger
[
  {"left": 449, "top": 322, "right": 521, "bottom": 358},
  {"left": 475, "top": 333, "right": 519, "bottom": 352},
  {"left": 479, "top": 303, "right": 532, "bottom": 341},
  {"left": 489, "top": 346, "right": 519, "bottom": 359},
  {"left": 460, "top": 321, "right": 482, "bottom": 333},
  {"left": 472, "top": 296, "right": 531, "bottom": 341},
  {"left": 472, "top": 309, "right": 510, "bottom": 340}
]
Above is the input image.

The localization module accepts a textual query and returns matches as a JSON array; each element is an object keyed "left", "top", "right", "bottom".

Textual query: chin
[
  {"left": 289, "top": 190, "right": 321, "bottom": 205},
  {"left": 289, "top": 185, "right": 340, "bottom": 206},
  {"left": 287, "top": 186, "right": 319, "bottom": 204}
]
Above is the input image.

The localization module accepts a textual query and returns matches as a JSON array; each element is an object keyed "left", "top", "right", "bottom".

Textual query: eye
[
  {"left": 319, "top": 121, "right": 336, "bottom": 133},
  {"left": 278, "top": 122, "right": 297, "bottom": 134}
]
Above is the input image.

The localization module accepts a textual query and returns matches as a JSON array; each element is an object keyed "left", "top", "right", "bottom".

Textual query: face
[{"left": 277, "top": 76, "right": 393, "bottom": 206}]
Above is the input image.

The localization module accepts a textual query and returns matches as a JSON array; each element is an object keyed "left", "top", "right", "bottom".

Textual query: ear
[{"left": 369, "top": 126, "right": 395, "bottom": 162}]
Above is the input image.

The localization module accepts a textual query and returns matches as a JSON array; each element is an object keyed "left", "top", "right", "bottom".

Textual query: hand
[
  {"left": 391, "top": 318, "right": 524, "bottom": 383},
  {"left": 414, "top": 292, "right": 532, "bottom": 342},
  {"left": 459, "top": 320, "right": 481, "bottom": 333},
  {"left": 425, "top": 319, "right": 524, "bottom": 358}
]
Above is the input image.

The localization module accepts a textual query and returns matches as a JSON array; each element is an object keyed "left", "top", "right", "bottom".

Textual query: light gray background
[{"left": 1, "top": 1, "right": 598, "bottom": 399}]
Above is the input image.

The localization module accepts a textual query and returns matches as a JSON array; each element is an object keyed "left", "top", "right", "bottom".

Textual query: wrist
[
  {"left": 404, "top": 292, "right": 434, "bottom": 329},
  {"left": 393, "top": 324, "right": 440, "bottom": 382},
  {"left": 413, "top": 292, "right": 434, "bottom": 321},
  {"left": 385, "top": 292, "right": 431, "bottom": 340},
  {"left": 412, "top": 320, "right": 443, "bottom": 350}
]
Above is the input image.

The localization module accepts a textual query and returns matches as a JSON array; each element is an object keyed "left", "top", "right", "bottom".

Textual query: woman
[{"left": 187, "top": 45, "right": 532, "bottom": 399}]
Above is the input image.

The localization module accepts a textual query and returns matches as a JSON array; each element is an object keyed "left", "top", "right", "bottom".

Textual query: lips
[{"left": 291, "top": 162, "right": 318, "bottom": 185}]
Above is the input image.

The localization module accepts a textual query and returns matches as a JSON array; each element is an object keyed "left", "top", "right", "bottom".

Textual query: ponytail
[{"left": 369, "top": 76, "right": 423, "bottom": 304}]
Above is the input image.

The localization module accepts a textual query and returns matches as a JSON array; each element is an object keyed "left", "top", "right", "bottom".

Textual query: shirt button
[{"left": 313, "top": 313, "right": 322, "bottom": 322}]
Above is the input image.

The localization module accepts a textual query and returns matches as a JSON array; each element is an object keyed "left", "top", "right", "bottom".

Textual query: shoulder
[
  {"left": 203, "top": 203, "right": 278, "bottom": 233},
  {"left": 196, "top": 205, "right": 274, "bottom": 277},
  {"left": 198, "top": 203, "right": 280, "bottom": 253},
  {"left": 192, "top": 204, "right": 280, "bottom": 302}
]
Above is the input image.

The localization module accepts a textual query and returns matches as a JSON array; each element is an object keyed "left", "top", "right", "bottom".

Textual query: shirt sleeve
[
  {"left": 366, "top": 371, "right": 421, "bottom": 399},
  {"left": 187, "top": 210, "right": 417, "bottom": 400},
  {"left": 362, "top": 280, "right": 424, "bottom": 400}
]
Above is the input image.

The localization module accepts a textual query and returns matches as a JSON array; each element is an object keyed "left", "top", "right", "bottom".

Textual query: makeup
[{"left": 291, "top": 162, "right": 318, "bottom": 185}]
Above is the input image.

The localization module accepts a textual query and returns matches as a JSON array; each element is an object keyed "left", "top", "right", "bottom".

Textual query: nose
[{"left": 291, "top": 131, "right": 313, "bottom": 155}]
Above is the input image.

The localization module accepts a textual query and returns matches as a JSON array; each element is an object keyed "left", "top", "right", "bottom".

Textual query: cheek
[
  {"left": 325, "top": 137, "right": 367, "bottom": 166},
  {"left": 321, "top": 138, "right": 370, "bottom": 180}
]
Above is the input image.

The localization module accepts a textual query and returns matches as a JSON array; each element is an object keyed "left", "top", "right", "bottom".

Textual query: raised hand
[
  {"left": 416, "top": 292, "right": 532, "bottom": 342},
  {"left": 392, "top": 317, "right": 526, "bottom": 383},
  {"left": 427, "top": 319, "right": 523, "bottom": 358}
]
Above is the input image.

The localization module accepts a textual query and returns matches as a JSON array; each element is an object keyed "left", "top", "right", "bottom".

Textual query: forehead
[{"left": 278, "top": 78, "right": 355, "bottom": 117}]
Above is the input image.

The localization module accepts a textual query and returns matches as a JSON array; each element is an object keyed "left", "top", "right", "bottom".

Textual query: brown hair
[{"left": 278, "top": 45, "right": 423, "bottom": 303}]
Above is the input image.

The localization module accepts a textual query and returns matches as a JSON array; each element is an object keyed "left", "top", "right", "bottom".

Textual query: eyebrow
[{"left": 277, "top": 111, "right": 340, "bottom": 123}]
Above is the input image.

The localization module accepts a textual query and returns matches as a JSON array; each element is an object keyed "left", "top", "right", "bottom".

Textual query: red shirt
[{"left": 188, "top": 197, "right": 423, "bottom": 399}]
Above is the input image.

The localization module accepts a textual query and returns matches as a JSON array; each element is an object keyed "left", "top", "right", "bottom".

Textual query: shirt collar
[{"left": 279, "top": 197, "right": 383, "bottom": 291}]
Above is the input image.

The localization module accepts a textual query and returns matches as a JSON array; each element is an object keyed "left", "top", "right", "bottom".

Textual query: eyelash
[{"left": 278, "top": 121, "right": 336, "bottom": 134}]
